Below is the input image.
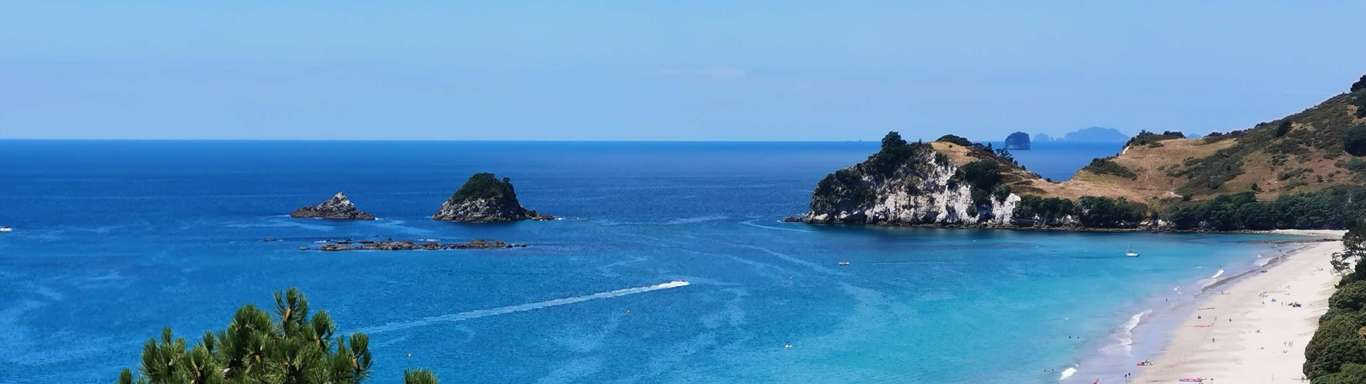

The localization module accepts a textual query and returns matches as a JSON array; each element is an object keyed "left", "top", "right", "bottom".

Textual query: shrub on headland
[
  {"left": 1166, "top": 187, "right": 1366, "bottom": 230},
  {"left": 1081, "top": 157, "right": 1137, "bottom": 179},
  {"left": 1011, "top": 195, "right": 1077, "bottom": 226},
  {"left": 1345, "top": 125, "right": 1366, "bottom": 156},
  {"left": 936, "top": 134, "right": 973, "bottom": 147},
  {"left": 1076, "top": 196, "right": 1148, "bottom": 228},
  {"left": 1008, "top": 195, "right": 1146, "bottom": 228},
  {"left": 116, "top": 289, "right": 439, "bottom": 384},
  {"left": 955, "top": 159, "right": 1004, "bottom": 207},
  {"left": 1124, "top": 130, "right": 1185, "bottom": 148}
]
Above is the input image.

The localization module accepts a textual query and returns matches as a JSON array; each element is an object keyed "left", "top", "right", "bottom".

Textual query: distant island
[
  {"left": 1034, "top": 126, "right": 1130, "bottom": 143},
  {"left": 1003, "top": 131, "right": 1031, "bottom": 150},
  {"left": 433, "top": 173, "right": 553, "bottom": 223},
  {"left": 789, "top": 75, "right": 1366, "bottom": 231}
]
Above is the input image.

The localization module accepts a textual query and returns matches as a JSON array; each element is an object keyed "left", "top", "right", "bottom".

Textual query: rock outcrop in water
[
  {"left": 434, "top": 173, "right": 550, "bottom": 223},
  {"left": 787, "top": 132, "right": 1023, "bottom": 226},
  {"left": 290, "top": 192, "right": 376, "bottom": 220},
  {"left": 311, "top": 239, "right": 524, "bottom": 251}
]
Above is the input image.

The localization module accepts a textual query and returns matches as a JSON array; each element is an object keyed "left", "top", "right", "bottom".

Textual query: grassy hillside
[
  {"left": 915, "top": 74, "right": 1366, "bottom": 230},
  {"left": 932, "top": 76, "right": 1366, "bottom": 212},
  {"left": 1066, "top": 79, "right": 1366, "bottom": 208}
]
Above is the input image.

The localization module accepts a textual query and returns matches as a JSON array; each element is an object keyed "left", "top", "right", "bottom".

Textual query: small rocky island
[
  {"left": 290, "top": 192, "right": 376, "bottom": 220},
  {"left": 1004, "top": 131, "right": 1031, "bottom": 150},
  {"left": 786, "top": 132, "right": 1024, "bottom": 227},
  {"left": 311, "top": 239, "right": 525, "bottom": 252},
  {"left": 433, "top": 173, "right": 552, "bottom": 223}
]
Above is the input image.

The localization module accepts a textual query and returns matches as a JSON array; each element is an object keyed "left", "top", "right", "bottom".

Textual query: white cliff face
[
  {"left": 433, "top": 196, "right": 527, "bottom": 223},
  {"left": 805, "top": 150, "right": 1019, "bottom": 226},
  {"left": 988, "top": 193, "right": 1021, "bottom": 225}
]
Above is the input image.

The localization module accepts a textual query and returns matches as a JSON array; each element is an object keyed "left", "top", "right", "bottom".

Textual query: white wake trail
[{"left": 357, "top": 280, "right": 691, "bottom": 334}]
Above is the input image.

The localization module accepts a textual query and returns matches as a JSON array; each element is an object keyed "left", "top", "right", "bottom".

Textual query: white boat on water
[
  {"left": 1125, "top": 249, "right": 1140, "bottom": 257},
  {"left": 0, "top": 226, "right": 12, "bottom": 233}
]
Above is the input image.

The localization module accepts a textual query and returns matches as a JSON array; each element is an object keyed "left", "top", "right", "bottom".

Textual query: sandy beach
[{"left": 1132, "top": 230, "right": 1344, "bottom": 383}]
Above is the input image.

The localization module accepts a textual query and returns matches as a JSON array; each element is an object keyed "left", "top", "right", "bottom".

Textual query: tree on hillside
[
  {"left": 1334, "top": 221, "right": 1366, "bottom": 284},
  {"left": 117, "top": 289, "right": 438, "bottom": 384},
  {"left": 881, "top": 131, "right": 907, "bottom": 150},
  {"left": 1345, "top": 125, "right": 1366, "bottom": 156}
]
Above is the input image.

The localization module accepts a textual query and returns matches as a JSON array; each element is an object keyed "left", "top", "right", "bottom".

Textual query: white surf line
[
  {"left": 738, "top": 244, "right": 843, "bottom": 276},
  {"left": 356, "top": 280, "right": 691, "bottom": 334},
  {"left": 739, "top": 219, "right": 813, "bottom": 233}
]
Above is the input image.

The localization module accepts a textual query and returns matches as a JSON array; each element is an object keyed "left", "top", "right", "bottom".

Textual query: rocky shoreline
[{"left": 307, "top": 239, "right": 525, "bottom": 251}]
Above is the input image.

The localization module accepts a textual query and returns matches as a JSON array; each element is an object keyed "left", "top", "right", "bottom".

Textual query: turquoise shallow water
[{"left": 0, "top": 141, "right": 1287, "bottom": 383}]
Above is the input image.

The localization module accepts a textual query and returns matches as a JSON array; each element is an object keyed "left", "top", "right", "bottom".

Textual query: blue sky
[{"left": 2, "top": 1, "right": 1364, "bottom": 141}]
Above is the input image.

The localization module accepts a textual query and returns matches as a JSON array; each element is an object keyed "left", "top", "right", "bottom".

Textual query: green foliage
[
  {"left": 1345, "top": 158, "right": 1366, "bottom": 175},
  {"left": 1336, "top": 223, "right": 1366, "bottom": 284},
  {"left": 1167, "top": 186, "right": 1366, "bottom": 230},
  {"left": 1082, "top": 158, "right": 1137, "bottom": 179},
  {"left": 1011, "top": 196, "right": 1076, "bottom": 226},
  {"left": 1307, "top": 338, "right": 1366, "bottom": 380},
  {"left": 1176, "top": 147, "right": 1246, "bottom": 194},
  {"left": 990, "top": 184, "right": 1012, "bottom": 204},
  {"left": 117, "top": 289, "right": 436, "bottom": 384},
  {"left": 1315, "top": 363, "right": 1366, "bottom": 384},
  {"left": 813, "top": 169, "right": 875, "bottom": 209},
  {"left": 1330, "top": 281, "right": 1366, "bottom": 313},
  {"left": 404, "top": 370, "right": 439, "bottom": 384},
  {"left": 1276, "top": 121, "right": 1293, "bottom": 137},
  {"left": 1076, "top": 196, "right": 1147, "bottom": 228},
  {"left": 936, "top": 134, "right": 973, "bottom": 147},
  {"left": 1306, "top": 311, "right": 1366, "bottom": 375},
  {"left": 1125, "top": 130, "right": 1185, "bottom": 147},
  {"left": 1354, "top": 95, "right": 1366, "bottom": 118},
  {"left": 1305, "top": 226, "right": 1366, "bottom": 381},
  {"left": 955, "top": 160, "right": 1003, "bottom": 208},
  {"left": 1353, "top": 75, "right": 1366, "bottom": 93},
  {"left": 451, "top": 173, "right": 518, "bottom": 202},
  {"left": 866, "top": 133, "right": 927, "bottom": 175},
  {"left": 1168, "top": 192, "right": 1264, "bottom": 230},
  {"left": 1345, "top": 125, "right": 1366, "bottom": 156},
  {"left": 881, "top": 131, "right": 907, "bottom": 150}
]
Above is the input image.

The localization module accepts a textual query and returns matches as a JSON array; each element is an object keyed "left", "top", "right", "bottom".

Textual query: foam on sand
[
  {"left": 1199, "top": 268, "right": 1225, "bottom": 289},
  {"left": 357, "top": 280, "right": 691, "bottom": 334},
  {"left": 1058, "top": 365, "right": 1077, "bottom": 381},
  {"left": 1114, "top": 310, "right": 1151, "bottom": 354}
]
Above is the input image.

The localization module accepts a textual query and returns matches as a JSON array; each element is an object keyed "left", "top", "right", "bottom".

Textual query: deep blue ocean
[{"left": 0, "top": 141, "right": 1289, "bottom": 383}]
